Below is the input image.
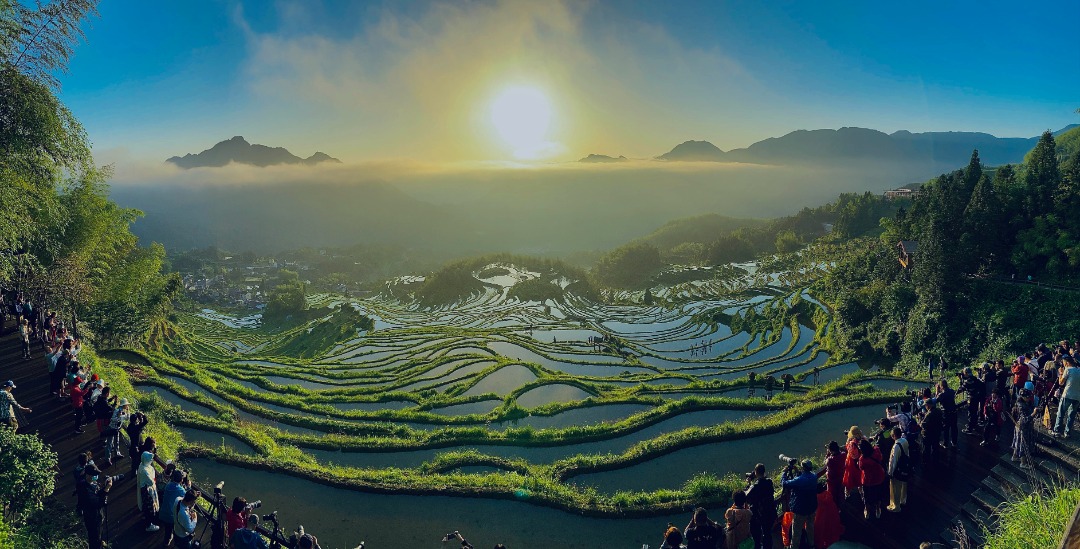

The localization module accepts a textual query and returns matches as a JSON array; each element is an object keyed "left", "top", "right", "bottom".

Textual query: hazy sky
[{"left": 61, "top": 0, "right": 1079, "bottom": 164}]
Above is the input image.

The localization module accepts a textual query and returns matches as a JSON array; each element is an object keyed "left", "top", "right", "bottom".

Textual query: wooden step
[
  {"left": 1033, "top": 455, "right": 1075, "bottom": 485},
  {"left": 962, "top": 500, "right": 995, "bottom": 529},
  {"left": 998, "top": 456, "right": 1052, "bottom": 489},
  {"left": 939, "top": 526, "right": 963, "bottom": 548},
  {"left": 971, "top": 487, "right": 1005, "bottom": 515},
  {"left": 980, "top": 475, "right": 1015, "bottom": 502},
  {"left": 1036, "top": 441, "right": 1080, "bottom": 475},
  {"left": 990, "top": 463, "right": 1035, "bottom": 494},
  {"left": 954, "top": 513, "right": 988, "bottom": 547}
]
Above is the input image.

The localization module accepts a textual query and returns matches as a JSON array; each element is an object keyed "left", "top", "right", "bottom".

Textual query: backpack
[
  {"left": 904, "top": 412, "right": 921, "bottom": 437},
  {"left": 894, "top": 444, "right": 913, "bottom": 482}
]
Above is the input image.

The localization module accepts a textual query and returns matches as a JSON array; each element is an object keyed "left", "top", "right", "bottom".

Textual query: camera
[
  {"left": 214, "top": 480, "right": 224, "bottom": 496},
  {"left": 247, "top": 499, "right": 263, "bottom": 511},
  {"left": 778, "top": 454, "right": 797, "bottom": 467},
  {"left": 104, "top": 473, "right": 124, "bottom": 483},
  {"left": 442, "top": 530, "right": 460, "bottom": 542},
  {"left": 262, "top": 511, "right": 278, "bottom": 523}
]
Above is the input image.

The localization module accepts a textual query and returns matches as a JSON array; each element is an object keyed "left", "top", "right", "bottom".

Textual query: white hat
[{"left": 119, "top": 398, "right": 131, "bottom": 407}]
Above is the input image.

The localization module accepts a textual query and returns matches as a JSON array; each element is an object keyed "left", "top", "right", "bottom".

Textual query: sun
[{"left": 489, "top": 86, "right": 555, "bottom": 159}]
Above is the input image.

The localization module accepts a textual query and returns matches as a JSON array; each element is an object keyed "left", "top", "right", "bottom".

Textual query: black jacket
[{"left": 745, "top": 477, "right": 777, "bottom": 517}]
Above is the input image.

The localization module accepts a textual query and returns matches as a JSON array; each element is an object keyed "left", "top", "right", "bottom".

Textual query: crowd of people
[
  {"left": 650, "top": 339, "right": 1080, "bottom": 549},
  {"left": 5, "top": 289, "right": 1080, "bottom": 548}
]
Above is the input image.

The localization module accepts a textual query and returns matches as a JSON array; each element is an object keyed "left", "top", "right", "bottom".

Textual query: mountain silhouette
[
  {"left": 657, "top": 125, "right": 1079, "bottom": 167},
  {"left": 657, "top": 140, "right": 726, "bottom": 161},
  {"left": 166, "top": 136, "right": 341, "bottom": 168},
  {"left": 579, "top": 154, "right": 629, "bottom": 163}
]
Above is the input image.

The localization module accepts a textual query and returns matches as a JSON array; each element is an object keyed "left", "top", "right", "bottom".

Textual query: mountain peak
[
  {"left": 657, "top": 140, "right": 725, "bottom": 162},
  {"left": 579, "top": 153, "right": 628, "bottom": 163},
  {"left": 166, "top": 138, "right": 340, "bottom": 169}
]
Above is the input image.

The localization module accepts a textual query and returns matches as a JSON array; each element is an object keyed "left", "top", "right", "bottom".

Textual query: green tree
[
  {"left": 265, "top": 269, "right": 306, "bottom": 321},
  {"left": 0, "top": 429, "right": 57, "bottom": 524}
]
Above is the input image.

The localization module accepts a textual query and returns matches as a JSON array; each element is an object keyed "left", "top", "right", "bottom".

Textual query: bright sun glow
[{"left": 490, "top": 86, "right": 554, "bottom": 159}]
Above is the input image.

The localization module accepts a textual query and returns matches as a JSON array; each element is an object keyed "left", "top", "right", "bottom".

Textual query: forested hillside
[{"left": 818, "top": 128, "right": 1080, "bottom": 368}]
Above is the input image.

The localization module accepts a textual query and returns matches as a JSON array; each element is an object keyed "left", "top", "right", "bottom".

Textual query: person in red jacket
[
  {"left": 857, "top": 439, "right": 886, "bottom": 519},
  {"left": 1012, "top": 356, "right": 1029, "bottom": 397},
  {"left": 821, "top": 441, "right": 846, "bottom": 507},
  {"left": 226, "top": 496, "right": 261, "bottom": 539},
  {"left": 70, "top": 380, "right": 87, "bottom": 434}
]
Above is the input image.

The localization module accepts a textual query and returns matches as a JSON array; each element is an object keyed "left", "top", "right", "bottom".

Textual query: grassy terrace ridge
[
  {"left": 165, "top": 390, "right": 903, "bottom": 517},
  {"left": 103, "top": 275, "right": 921, "bottom": 516}
]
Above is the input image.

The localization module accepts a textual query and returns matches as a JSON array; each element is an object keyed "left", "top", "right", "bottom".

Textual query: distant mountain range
[
  {"left": 656, "top": 125, "right": 1079, "bottom": 167},
  {"left": 166, "top": 136, "right": 341, "bottom": 169},
  {"left": 578, "top": 154, "right": 628, "bottom": 163}
]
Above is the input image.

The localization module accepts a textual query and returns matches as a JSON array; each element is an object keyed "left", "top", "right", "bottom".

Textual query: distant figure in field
[
  {"left": 813, "top": 366, "right": 820, "bottom": 386},
  {"left": 747, "top": 372, "right": 757, "bottom": 398},
  {"left": 764, "top": 375, "right": 775, "bottom": 400}
]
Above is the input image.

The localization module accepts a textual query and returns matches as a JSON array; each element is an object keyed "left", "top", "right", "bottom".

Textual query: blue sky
[{"left": 60, "top": 0, "right": 1079, "bottom": 162}]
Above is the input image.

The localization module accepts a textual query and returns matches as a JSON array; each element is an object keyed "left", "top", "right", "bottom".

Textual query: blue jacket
[
  {"left": 230, "top": 528, "right": 270, "bottom": 549},
  {"left": 782, "top": 472, "right": 819, "bottom": 515},
  {"left": 159, "top": 482, "right": 186, "bottom": 524}
]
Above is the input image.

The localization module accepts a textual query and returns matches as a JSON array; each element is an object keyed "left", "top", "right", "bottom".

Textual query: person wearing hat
[
  {"left": 104, "top": 398, "right": 132, "bottom": 460},
  {"left": 0, "top": 380, "right": 31, "bottom": 432},
  {"left": 1012, "top": 356, "right": 1030, "bottom": 398},
  {"left": 1012, "top": 380, "right": 1039, "bottom": 469},
  {"left": 781, "top": 460, "right": 818, "bottom": 549},
  {"left": 1053, "top": 356, "right": 1080, "bottom": 439},
  {"left": 79, "top": 464, "right": 113, "bottom": 549}
]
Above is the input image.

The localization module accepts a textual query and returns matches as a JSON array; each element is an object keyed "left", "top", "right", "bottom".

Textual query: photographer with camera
[
  {"left": 78, "top": 464, "right": 115, "bottom": 549},
  {"left": 744, "top": 463, "right": 776, "bottom": 549},
  {"left": 231, "top": 514, "right": 270, "bottom": 549},
  {"left": 227, "top": 496, "right": 263, "bottom": 539},
  {"left": 173, "top": 490, "right": 200, "bottom": 548},
  {"left": 936, "top": 378, "right": 958, "bottom": 448},
  {"left": 780, "top": 460, "right": 818, "bottom": 549}
]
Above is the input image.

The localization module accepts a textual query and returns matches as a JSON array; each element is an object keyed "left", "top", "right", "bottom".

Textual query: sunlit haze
[{"left": 61, "top": 0, "right": 1079, "bottom": 166}]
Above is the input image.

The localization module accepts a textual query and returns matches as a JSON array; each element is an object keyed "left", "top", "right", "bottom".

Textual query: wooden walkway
[
  {"left": 0, "top": 314, "right": 1029, "bottom": 549},
  {"left": 0, "top": 318, "right": 213, "bottom": 549}
]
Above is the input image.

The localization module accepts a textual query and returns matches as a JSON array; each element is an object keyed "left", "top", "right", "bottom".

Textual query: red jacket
[
  {"left": 70, "top": 384, "right": 86, "bottom": 409},
  {"left": 858, "top": 448, "right": 886, "bottom": 487},
  {"left": 1013, "top": 363, "right": 1029, "bottom": 386},
  {"left": 225, "top": 509, "right": 247, "bottom": 538}
]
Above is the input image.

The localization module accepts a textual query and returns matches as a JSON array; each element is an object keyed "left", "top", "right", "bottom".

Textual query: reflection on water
[{"left": 185, "top": 458, "right": 685, "bottom": 549}]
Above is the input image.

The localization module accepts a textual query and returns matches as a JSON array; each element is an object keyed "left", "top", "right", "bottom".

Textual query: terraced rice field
[{"left": 119, "top": 263, "right": 916, "bottom": 548}]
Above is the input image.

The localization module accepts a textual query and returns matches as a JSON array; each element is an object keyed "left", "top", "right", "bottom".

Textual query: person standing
[
  {"left": 782, "top": 460, "right": 819, "bottom": 549},
  {"left": 886, "top": 427, "right": 911, "bottom": 512},
  {"left": 927, "top": 357, "right": 936, "bottom": 382},
  {"left": 136, "top": 451, "right": 161, "bottom": 532},
  {"left": 725, "top": 490, "right": 753, "bottom": 549},
  {"left": 0, "top": 380, "right": 31, "bottom": 432},
  {"left": 745, "top": 463, "right": 776, "bottom": 549},
  {"left": 920, "top": 400, "right": 943, "bottom": 465},
  {"left": 172, "top": 491, "right": 199, "bottom": 549},
  {"left": 959, "top": 367, "right": 984, "bottom": 435},
  {"left": 982, "top": 391, "right": 1004, "bottom": 447},
  {"left": 857, "top": 439, "right": 886, "bottom": 519},
  {"left": 842, "top": 426, "right": 864, "bottom": 501},
  {"left": 936, "top": 379, "right": 958, "bottom": 448},
  {"left": 1053, "top": 356, "right": 1080, "bottom": 438},
  {"left": 159, "top": 469, "right": 189, "bottom": 547},
  {"left": 105, "top": 398, "right": 131, "bottom": 460},
  {"left": 18, "top": 318, "right": 31, "bottom": 359},
  {"left": 1012, "top": 382, "right": 1038, "bottom": 468},
  {"left": 71, "top": 378, "right": 88, "bottom": 434},
  {"left": 79, "top": 465, "right": 113, "bottom": 549},
  {"left": 823, "top": 441, "right": 846, "bottom": 507},
  {"left": 683, "top": 507, "right": 721, "bottom": 549}
]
